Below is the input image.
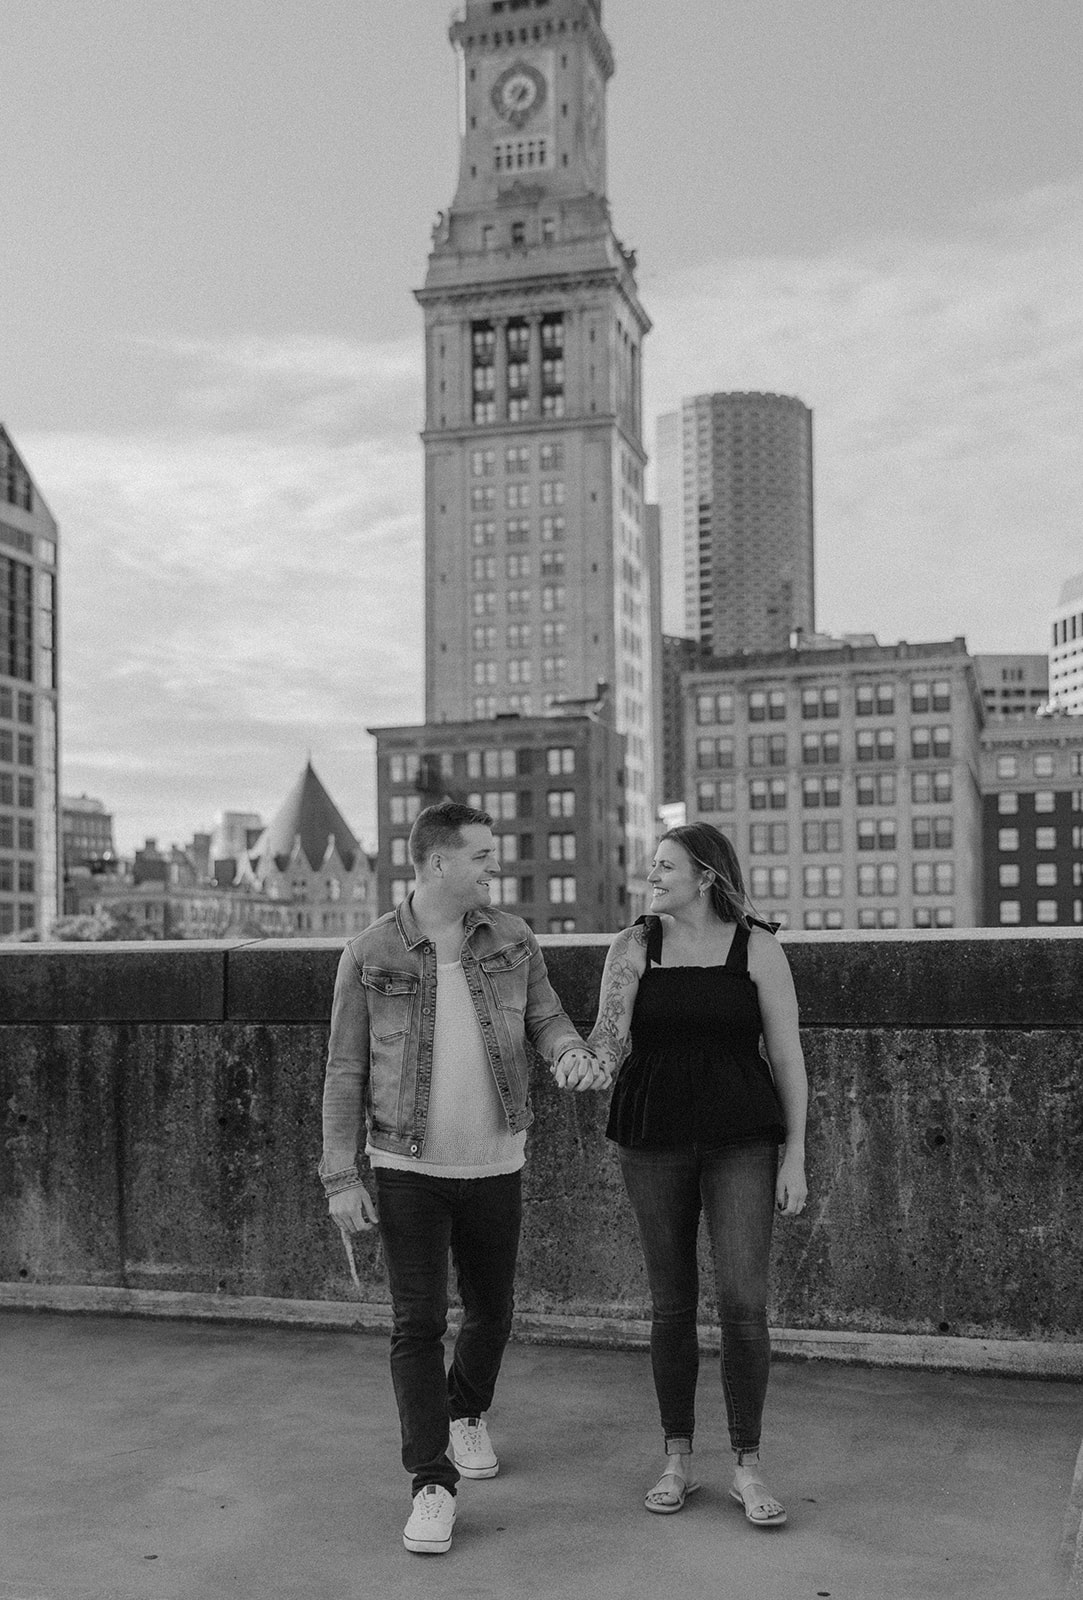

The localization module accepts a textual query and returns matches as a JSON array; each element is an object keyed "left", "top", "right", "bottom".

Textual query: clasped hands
[{"left": 553, "top": 1045, "right": 611, "bottom": 1092}]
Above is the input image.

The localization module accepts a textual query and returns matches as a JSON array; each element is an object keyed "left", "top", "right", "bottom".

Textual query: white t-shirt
[{"left": 367, "top": 962, "right": 527, "bottom": 1178}]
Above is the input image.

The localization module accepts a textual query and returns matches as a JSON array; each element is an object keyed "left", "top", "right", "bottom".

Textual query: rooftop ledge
[{"left": 1, "top": 929, "right": 1081, "bottom": 1028}]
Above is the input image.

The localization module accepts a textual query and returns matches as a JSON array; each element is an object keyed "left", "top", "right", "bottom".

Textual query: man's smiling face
[{"left": 434, "top": 823, "right": 501, "bottom": 914}]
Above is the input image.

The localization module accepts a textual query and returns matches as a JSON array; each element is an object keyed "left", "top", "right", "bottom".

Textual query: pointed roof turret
[{"left": 251, "top": 761, "right": 360, "bottom": 876}]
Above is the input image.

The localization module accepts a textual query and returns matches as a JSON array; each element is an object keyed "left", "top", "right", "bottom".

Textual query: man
[{"left": 320, "top": 801, "right": 597, "bottom": 1555}]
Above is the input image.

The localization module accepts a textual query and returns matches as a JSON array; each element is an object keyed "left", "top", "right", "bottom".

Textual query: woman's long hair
[{"left": 658, "top": 823, "right": 751, "bottom": 927}]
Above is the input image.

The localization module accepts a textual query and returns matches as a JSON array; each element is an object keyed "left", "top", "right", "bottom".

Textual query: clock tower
[{"left": 417, "top": 0, "right": 657, "bottom": 898}]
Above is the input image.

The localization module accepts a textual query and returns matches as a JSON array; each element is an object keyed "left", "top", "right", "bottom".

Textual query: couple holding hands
[{"left": 320, "top": 801, "right": 808, "bottom": 1555}]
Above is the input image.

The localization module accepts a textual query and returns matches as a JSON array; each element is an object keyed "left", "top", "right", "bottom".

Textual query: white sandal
[
  {"left": 644, "top": 1467, "right": 701, "bottom": 1514},
  {"left": 729, "top": 1472, "right": 787, "bottom": 1527}
]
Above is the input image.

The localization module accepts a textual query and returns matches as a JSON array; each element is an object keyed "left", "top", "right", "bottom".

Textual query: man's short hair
[{"left": 408, "top": 801, "right": 494, "bottom": 868}]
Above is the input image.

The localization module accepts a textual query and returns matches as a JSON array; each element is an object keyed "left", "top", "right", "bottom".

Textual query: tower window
[{"left": 495, "top": 138, "right": 549, "bottom": 172}]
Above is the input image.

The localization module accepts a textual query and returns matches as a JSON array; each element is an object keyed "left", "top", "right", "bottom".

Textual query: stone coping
[{"left": 1, "top": 929, "right": 1082, "bottom": 1026}]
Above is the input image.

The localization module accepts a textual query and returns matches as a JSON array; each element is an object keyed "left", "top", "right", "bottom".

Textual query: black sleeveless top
[{"left": 605, "top": 916, "right": 786, "bottom": 1150}]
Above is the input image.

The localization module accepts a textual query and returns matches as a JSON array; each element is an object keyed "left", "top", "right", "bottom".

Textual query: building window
[
  {"left": 998, "top": 863, "right": 1020, "bottom": 888},
  {"left": 1034, "top": 754, "right": 1055, "bottom": 778},
  {"left": 549, "top": 917, "right": 576, "bottom": 934},
  {"left": 1036, "top": 900, "right": 1058, "bottom": 924},
  {"left": 803, "top": 865, "right": 843, "bottom": 898},
  {"left": 548, "top": 875, "right": 576, "bottom": 904},
  {"left": 547, "top": 832, "right": 576, "bottom": 861},
  {"left": 505, "top": 553, "right": 530, "bottom": 580},
  {"left": 505, "top": 518, "right": 530, "bottom": 545},
  {"left": 911, "top": 679, "right": 951, "bottom": 714},
  {"left": 389, "top": 754, "right": 420, "bottom": 785},
  {"left": 472, "top": 521, "right": 496, "bottom": 547},
  {"left": 699, "top": 690, "right": 734, "bottom": 725},
  {"left": 856, "top": 683, "right": 896, "bottom": 717},
  {"left": 540, "top": 514, "right": 565, "bottom": 542},
  {"left": 750, "top": 866, "right": 789, "bottom": 899},
  {"left": 856, "top": 773, "right": 896, "bottom": 806},
  {"left": 911, "top": 770, "right": 952, "bottom": 803},
  {"left": 1035, "top": 826, "right": 1057, "bottom": 850},
  {"left": 750, "top": 823, "right": 788, "bottom": 855},
  {"left": 540, "top": 550, "right": 565, "bottom": 576},
  {"left": 997, "top": 792, "right": 1018, "bottom": 814},
  {"left": 803, "top": 819, "right": 842, "bottom": 852},
  {"left": 802, "top": 732, "right": 840, "bottom": 765},
  {"left": 802, "top": 775, "right": 841, "bottom": 808},
  {"left": 496, "top": 833, "right": 518, "bottom": 865},
  {"left": 857, "top": 819, "right": 897, "bottom": 851},
  {"left": 856, "top": 728, "right": 895, "bottom": 763},
  {"left": 541, "top": 584, "right": 565, "bottom": 611},
  {"left": 912, "top": 862, "right": 954, "bottom": 895},
  {"left": 547, "top": 789, "right": 575, "bottom": 818},
  {"left": 471, "top": 448, "right": 495, "bottom": 476},
  {"left": 749, "top": 777, "right": 788, "bottom": 811},
  {"left": 539, "top": 442, "right": 564, "bottom": 470},
  {"left": 1036, "top": 862, "right": 1057, "bottom": 887},
  {"left": 1034, "top": 789, "right": 1055, "bottom": 813},
  {"left": 996, "top": 753, "right": 1019, "bottom": 779},
  {"left": 389, "top": 796, "right": 420, "bottom": 825},
  {"left": 911, "top": 726, "right": 952, "bottom": 760},
  {"left": 801, "top": 686, "right": 839, "bottom": 720},
  {"left": 748, "top": 734, "right": 786, "bottom": 767},
  {"left": 505, "top": 446, "right": 530, "bottom": 474},
  {"left": 546, "top": 746, "right": 575, "bottom": 775},
  {"left": 748, "top": 688, "right": 786, "bottom": 722},
  {"left": 998, "top": 828, "right": 1019, "bottom": 851},
  {"left": 696, "top": 779, "right": 735, "bottom": 812}
]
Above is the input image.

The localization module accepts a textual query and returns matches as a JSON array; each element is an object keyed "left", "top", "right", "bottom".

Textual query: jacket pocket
[
  {"left": 361, "top": 965, "right": 419, "bottom": 1041},
  {"left": 478, "top": 938, "right": 531, "bottom": 1014}
]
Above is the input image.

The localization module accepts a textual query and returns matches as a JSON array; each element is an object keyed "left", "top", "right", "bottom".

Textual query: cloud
[
  {"left": 25, "top": 334, "right": 424, "bottom": 851},
  {"left": 644, "top": 182, "right": 1083, "bottom": 649}
]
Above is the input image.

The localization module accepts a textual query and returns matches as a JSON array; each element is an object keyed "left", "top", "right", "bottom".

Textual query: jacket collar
[{"left": 394, "top": 892, "right": 496, "bottom": 951}]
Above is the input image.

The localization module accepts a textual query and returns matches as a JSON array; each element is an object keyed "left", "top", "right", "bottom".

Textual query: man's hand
[
  {"left": 329, "top": 1181, "right": 378, "bottom": 1235},
  {"left": 554, "top": 1046, "right": 607, "bottom": 1091}
]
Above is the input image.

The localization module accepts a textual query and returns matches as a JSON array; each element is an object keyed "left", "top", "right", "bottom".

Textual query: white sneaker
[
  {"left": 402, "top": 1484, "right": 456, "bottom": 1554},
  {"left": 448, "top": 1415, "right": 499, "bottom": 1478}
]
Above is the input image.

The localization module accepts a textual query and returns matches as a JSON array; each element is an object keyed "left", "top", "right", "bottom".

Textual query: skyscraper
[
  {"left": 656, "top": 392, "right": 814, "bottom": 656},
  {"left": 414, "top": 0, "right": 657, "bottom": 890},
  {"left": 1, "top": 425, "right": 60, "bottom": 937},
  {"left": 1049, "top": 571, "right": 1083, "bottom": 714}
]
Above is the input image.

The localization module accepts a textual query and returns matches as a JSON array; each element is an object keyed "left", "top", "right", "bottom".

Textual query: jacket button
[{"left": 409, "top": 1143, "right": 420, "bottom": 1155}]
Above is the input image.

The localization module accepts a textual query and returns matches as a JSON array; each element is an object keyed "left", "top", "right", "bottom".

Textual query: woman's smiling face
[{"left": 646, "top": 838, "right": 707, "bottom": 912}]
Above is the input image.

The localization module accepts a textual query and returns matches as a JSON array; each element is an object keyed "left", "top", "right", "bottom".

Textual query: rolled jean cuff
[
  {"left": 664, "top": 1435, "right": 693, "bottom": 1456},
  {"left": 322, "top": 1168, "right": 363, "bottom": 1196}
]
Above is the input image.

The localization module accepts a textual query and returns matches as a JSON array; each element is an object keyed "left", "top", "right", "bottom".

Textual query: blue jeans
[
  {"left": 617, "top": 1141, "right": 777, "bottom": 1456},
  {"left": 372, "top": 1167, "right": 521, "bottom": 1496}
]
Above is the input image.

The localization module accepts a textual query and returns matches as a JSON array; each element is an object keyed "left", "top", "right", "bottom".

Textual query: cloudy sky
[{"left": 2, "top": 0, "right": 1081, "bottom": 853}]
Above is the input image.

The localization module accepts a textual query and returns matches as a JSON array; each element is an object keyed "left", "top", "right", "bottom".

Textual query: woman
[{"left": 586, "top": 823, "right": 807, "bottom": 1526}]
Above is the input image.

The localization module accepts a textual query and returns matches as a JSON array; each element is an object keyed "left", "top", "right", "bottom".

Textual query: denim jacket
[{"left": 319, "top": 894, "right": 583, "bottom": 1192}]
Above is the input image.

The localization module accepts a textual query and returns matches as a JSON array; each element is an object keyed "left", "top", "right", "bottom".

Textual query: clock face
[{"left": 491, "top": 60, "right": 547, "bottom": 128}]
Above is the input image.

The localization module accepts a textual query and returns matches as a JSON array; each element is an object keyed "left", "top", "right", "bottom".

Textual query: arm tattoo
[{"left": 587, "top": 924, "right": 647, "bottom": 1072}]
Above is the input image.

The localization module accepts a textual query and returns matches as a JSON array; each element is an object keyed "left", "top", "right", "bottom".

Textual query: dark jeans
[
  {"left": 617, "top": 1140, "right": 777, "bottom": 1457},
  {"left": 372, "top": 1166, "right": 522, "bottom": 1496}
]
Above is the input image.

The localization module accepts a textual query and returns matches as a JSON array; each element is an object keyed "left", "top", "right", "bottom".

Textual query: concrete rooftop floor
[{"left": 1, "top": 1310, "right": 1080, "bottom": 1600}]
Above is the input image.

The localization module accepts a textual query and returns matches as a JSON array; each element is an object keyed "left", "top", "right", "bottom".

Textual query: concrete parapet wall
[{"left": 2, "top": 932, "right": 1082, "bottom": 1361}]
